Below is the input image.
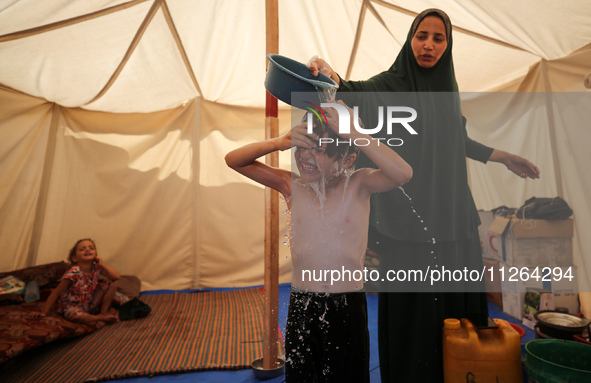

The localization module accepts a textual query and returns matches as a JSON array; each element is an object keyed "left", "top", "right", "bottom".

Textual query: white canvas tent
[{"left": 1, "top": 1, "right": 590, "bottom": 302}]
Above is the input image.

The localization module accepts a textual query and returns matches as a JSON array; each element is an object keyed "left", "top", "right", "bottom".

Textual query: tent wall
[
  {"left": 0, "top": 85, "right": 291, "bottom": 290},
  {"left": 0, "top": 1, "right": 589, "bottom": 296},
  {"left": 464, "top": 45, "right": 591, "bottom": 293}
]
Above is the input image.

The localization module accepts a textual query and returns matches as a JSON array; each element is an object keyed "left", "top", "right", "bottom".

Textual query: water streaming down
[
  {"left": 285, "top": 291, "right": 342, "bottom": 376},
  {"left": 286, "top": 111, "right": 358, "bottom": 372},
  {"left": 398, "top": 187, "right": 436, "bottom": 244},
  {"left": 281, "top": 195, "right": 292, "bottom": 250},
  {"left": 398, "top": 187, "right": 429, "bottom": 234},
  {"left": 340, "top": 167, "right": 353, "bottom": 204},
  {"left": 298, "top": 156, "right": 355, "bottom": 216},
  {"left": 289, "top": 86, "right": 444, "bottom": 374},
  {"left": 315, "top": 84, "right": 437, "bottom": 244},
  {"left": 316, "top": 86, "right": 337, "bottom": 103},
  {"left": 310, "top": 85, "right": 353, "bottom": 206},
  {"left": 397, "top": 187, "right": 439, "bottom": 296},
  {"left": 308, "top": 179, "right": 327, "bottom": 210}
]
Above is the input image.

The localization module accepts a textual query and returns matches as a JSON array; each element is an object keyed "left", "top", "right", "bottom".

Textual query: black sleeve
[{"left": 463, "top": 115, "right": 494, "bottom": 163}]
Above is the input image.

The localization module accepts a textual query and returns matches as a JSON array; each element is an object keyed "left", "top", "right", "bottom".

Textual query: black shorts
[{"left": 285, "top": 289, "right": 370, "bottom": 383}]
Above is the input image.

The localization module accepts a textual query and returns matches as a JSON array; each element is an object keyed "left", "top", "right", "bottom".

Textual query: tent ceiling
[{"left": 1, "top": 0, "right": 590, "bottom": 113}]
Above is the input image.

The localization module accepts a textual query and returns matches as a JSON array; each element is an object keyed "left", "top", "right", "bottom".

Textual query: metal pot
[
  {"left": 251, "top": 357, "right": 285, "bottom": 380},
  {"left": 534, "top": 311, "right": 590, "bottom": 340}
]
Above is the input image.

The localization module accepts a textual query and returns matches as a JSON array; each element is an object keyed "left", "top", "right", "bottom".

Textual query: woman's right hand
[
  {"left": 29, "top": 311, "right": 47, "bottom": 318},
  {"left": 307, "top": 56, "right": 340, "bottom": 85}
]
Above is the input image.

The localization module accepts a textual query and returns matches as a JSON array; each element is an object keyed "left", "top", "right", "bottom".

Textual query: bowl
[
  {"left": 534, "top": 310, "right": 590, "bottom": 340},
  {"left": 251, "top": 357, "right": 285, "bottom": 380},
  {"left": 524, "top": 339, "right": 591, "bottom": 382},
  {"left": 509, "top": 322, "right": 526, "bottom": 339},
  {"left": 265, "top": 54, "right": 338, "bottom": 108}
]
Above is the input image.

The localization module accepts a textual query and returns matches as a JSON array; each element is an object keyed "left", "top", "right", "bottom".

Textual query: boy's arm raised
[
  {"left": 324, "top": 101, "right": 413, "bottom": 195},
  {"left": 225, "top": 128, "right": 306, "bottom": 197}
]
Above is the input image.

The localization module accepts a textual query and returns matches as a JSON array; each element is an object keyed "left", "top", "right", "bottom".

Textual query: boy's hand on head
[
  {"left": 322, "top": 100, "right": 355, "bottom": 140},
  {"left": 290, "top": 123, "right": 319, "bottom": 149}
]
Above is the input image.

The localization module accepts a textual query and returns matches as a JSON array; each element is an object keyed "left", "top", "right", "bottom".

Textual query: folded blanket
[
  {"left": 0, "top": 262, "right": 141, "bottom": 364},
  {"left": 0, "top": 301, "right": 104, "bottom": 364}
]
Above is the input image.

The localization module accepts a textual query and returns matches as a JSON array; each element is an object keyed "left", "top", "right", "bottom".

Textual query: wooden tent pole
[{"left": 263, "top": 0, "right": 279, "bottom": 371}]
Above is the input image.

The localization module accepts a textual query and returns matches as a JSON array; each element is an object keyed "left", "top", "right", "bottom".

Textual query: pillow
[
  {"left": 0, "top": 262, "right": 70, "bottom": 305},
  {"left": 117, "top": 275, "right": 141, "bottom": 298},
  {"left": 0, "top": 261, "right": 70, "bottom": 288}
]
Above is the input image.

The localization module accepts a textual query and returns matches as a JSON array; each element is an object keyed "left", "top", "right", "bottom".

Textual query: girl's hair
[{"left": 68, "top": 238, "right": 97, "bottom": 264}]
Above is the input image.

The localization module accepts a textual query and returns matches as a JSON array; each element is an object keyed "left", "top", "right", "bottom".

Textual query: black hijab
[{"left": 338, "top": 8, "right": 481, "bottom": 243}]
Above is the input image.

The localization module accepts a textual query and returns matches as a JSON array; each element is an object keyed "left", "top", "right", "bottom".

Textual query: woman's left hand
[{"left": 493, "top": 150, "right": 540, "bottom": 179}]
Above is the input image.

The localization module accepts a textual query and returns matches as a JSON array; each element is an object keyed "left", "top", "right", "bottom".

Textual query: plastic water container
[
  {"left": 24, "top": 280, "right": 40, "bottom": 302},
  {"left": 443, "top": 318, "right": 522, "bottom": 383}
]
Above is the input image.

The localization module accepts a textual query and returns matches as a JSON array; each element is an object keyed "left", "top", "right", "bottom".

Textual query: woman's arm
[
  {"left": 462, "top": 116, "right": 539, "bottom": 179},
  {"left": 462, "top": 116, "right": 494, "bottom": 163},
  {"left": 307, "top": 56, "right": 392, "bottom": 92},
  {"left": 488, "top": 149, "right": 540, "bottom": 179}
]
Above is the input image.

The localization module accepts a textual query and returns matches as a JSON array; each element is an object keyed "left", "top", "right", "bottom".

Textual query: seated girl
[{"left": 32, "top": 238, "right": 120, "bottom": 324}]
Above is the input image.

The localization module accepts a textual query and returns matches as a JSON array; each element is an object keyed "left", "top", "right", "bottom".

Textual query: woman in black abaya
[{"left": 308, "top": 8, "right": 539, "bottom": 382}]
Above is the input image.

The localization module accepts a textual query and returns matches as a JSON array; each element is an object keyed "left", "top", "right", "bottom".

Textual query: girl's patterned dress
[{"left": 56, "top": 264, "right": 111, "bottom": 321}]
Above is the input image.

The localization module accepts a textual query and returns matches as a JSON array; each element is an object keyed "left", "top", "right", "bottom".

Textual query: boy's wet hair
[
  {"left": 302, "top": 113, "right": 360, "bottom": 161},
  {"left": 68, "top": 238, "right": 96, "bottom": 264}
]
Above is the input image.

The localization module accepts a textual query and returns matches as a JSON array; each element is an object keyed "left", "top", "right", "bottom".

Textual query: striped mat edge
[{"left": 1, "top": 288, "right": 267, "bottom": 382}]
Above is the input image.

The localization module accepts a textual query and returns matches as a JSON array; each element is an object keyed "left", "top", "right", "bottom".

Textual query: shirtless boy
[{"left": 225, "top": 100, "right": 412, "bottom": 382}]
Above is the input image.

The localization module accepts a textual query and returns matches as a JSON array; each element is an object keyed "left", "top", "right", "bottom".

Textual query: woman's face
[{"left": 411, "top": 16, "right": 448, "bottom": 68}]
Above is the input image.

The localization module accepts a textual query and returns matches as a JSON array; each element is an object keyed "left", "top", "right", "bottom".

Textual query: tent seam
[
  {"left": 0, "top": 0, "right": 150, "bottom": 42},
  {"left": 84, "top": 0, "right": 163, "bottom": 106},
  {"left": 345, "top": 0, "right": 368, "bottom": 80},
  {"left": 160, "top": 0, "right": 203, "bottom": 97},
  {"left": 369, "top": 0, "right": 535, "bottom": 55},
  {"left": 26, "top": 103, "right": 61, "bottom": 266}
]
